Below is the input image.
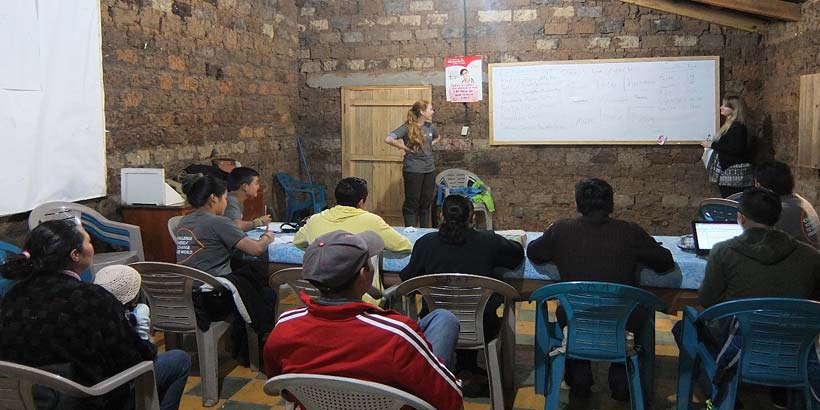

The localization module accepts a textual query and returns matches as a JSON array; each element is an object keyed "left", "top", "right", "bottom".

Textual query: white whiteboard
[
  {"left": 489, "top": 57, "right": 720, "bottom": 145},
  {"left": 0, "top": 0, "right": 107, "bottom": 216}
]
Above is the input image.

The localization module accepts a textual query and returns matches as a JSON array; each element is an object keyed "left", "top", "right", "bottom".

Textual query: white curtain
[{"left": 0, "top": 0, "right": 106, "bottom": 216}]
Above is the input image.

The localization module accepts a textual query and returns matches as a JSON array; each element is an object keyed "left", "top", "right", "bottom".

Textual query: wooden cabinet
[
  {"left": 122, "top": 205, "right": 192, "bottom": 263},
  {"left": 122, "top": 189, "right": 264, "bottom": 263}
]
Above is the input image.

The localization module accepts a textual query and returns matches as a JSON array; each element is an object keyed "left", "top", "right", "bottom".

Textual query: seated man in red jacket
[{"left": 263, "top": 230, "right": 463, "bottom": 410}]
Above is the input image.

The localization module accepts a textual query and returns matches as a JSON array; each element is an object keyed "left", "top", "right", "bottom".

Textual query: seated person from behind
[
  {"left": 94, "top": 265, "right": 191, "bottom": 410},
  {"left": 526, "top": 177, "right": 674, "bottom": 401},
  {"left": 674, "top": 187, "right": 820, "bottom": 407},
  {"left": 293, "top": 177, "right": 411, "bottom": 253},
  {"left": 400, "top": 193, "right": 524, "bottom": 395},
  {"left": 224, "top": 166, "right": 272, "bottom": 232},
  {"left": 294, "top": 177, "right": 412, "bottom": 304},
  {"left": 0, "top": 220, "right": 187, "bottom": 410},
  {"left": 400, "top": 193, "right": 524, "bottom": 280},
  {"left": 263, "top": 230, "right": 463, "bottom": 410},
  {"left": 698, "top": 187, "right": 820, "bottom": 308},
  {"left": 728, "top": 160, "right": 820, "bottom": 249}
]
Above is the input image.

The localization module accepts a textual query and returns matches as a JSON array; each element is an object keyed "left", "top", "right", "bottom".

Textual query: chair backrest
[
  {"left": 167, "top": 215, "right": 184, "bottom": 246},
  {"left": 129, "top": 262, "right": 226, "bottom": 333},
  {"left": 0, "top": 360, "right": 158, "bottom": 410},
  {"left": 0, "top": 241, "right": 21, "bottom": 264},
  {"left": 390, "top": 273, "right": 519, "bottom": 348},
  {"left": 435, "top": 168, "right": 491, "bottom": 194},
  {"left": 264, "top": 373, "right": 436, "bottom": 410},
  {"left": 698, "top": 198, "right": 739, "bottom": 222},
  {"left": 275, "top": 172, "right": 298, "bottom": 193},
  {"left": 268, "top": 267, "right": 321, "bottom": 312},
  {"left": 693, "top": 298, "right": 820, "bottom": 387},
  {"left": 529, "top": 281, "right": 666, "bottom": 361},
  {"left": 28, "top": 201, "right": 145, "bottom": 261},
  {"left": 0, "top": 241, "right": 22, "bottom": 298}
]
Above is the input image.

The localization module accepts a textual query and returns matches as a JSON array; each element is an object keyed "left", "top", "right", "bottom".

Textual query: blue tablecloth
[{"left": 255, "top": 228, "right": 706, "bottom": 290}]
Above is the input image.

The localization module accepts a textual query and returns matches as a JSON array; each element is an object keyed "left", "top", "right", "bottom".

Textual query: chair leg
[
  {"left": 806, "top": 385, "right": 819, "bottom": 410},
  {"left": 676, "top": 320, "right": 699, "bottom": 410},
  {"left": 247, "top": 326, "right": 260, "bottom": 372},
  {"left": 546, "top": 354, "right": 565, "bottom": 410},
  {"left": 533, "top": 307, "right": 548, "bottom": 395},
  {"left": 164, "top": 332, "right": 182, "bottom": 351},
  {"left": 134, "top": 368, "right": 160, "bottom": 410},
  {"left": 715, "top": 370, "right": 740, "bottom": 410},
  {"left": 627, "top": 355, "right": 645, "bottom": 410},
  {"left": 195, "top": 326, "right": 222, "bottom": 407},
  {"left": 486, "top": 341, "right": 507, "bottom": 410}
]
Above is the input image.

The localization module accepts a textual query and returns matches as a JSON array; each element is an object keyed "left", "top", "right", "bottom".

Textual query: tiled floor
[{"left": 175, "top": 293, "right": 777, "bottom": 410}]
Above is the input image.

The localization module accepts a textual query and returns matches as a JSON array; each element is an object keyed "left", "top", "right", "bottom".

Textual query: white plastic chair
[
  {"left": 167, "top": 215, "right": 184, "bottom": 245},
  {"left": 384, "top": 273, "right": 519, "bottom": 410},
  {"left": 435, "top": 168, "right": 493, "bottom": 230},
  {"left": 268, "top": 267, "right": 321, "bottom": 312},
  {"left": 263, "top": 373, "right": 436, "bottom": 410},
  {"left": 129, "top": 262, "right": 235, "bottom": 407},
  {"left": 28, "top": 202, "right": 145, "bottom": 278},
  {"left": 0, "top": 360, "right": 159, "bottom": 410}
]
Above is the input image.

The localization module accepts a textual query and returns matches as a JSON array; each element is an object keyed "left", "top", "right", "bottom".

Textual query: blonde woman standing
[
  {"left": 384, "top": 100, "right": 442, "bottom": 227},
  {"left": 701, "top": 96, "right": 754, "bottom": 198}
]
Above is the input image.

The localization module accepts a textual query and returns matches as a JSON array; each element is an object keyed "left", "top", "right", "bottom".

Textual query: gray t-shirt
[
  {"left": 224, "top": 192, "right": 244, "bottom": 221},
  {"left": 780, "top": 194, "right": 820, "bottom": 249},
  {"left": 389, "top": 122, "right": 438, "bottom": 173},
  {"left": 176, "top": 210, "right": 246, "bottom": 276}
]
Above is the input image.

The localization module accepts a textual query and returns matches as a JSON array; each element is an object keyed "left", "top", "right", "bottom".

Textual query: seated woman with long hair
[
  {"left": 0, "top": 219, "right": 190, "bottom": 410},
  {"left": 400, "top": 194, "right": 524, "bottom": 394}
]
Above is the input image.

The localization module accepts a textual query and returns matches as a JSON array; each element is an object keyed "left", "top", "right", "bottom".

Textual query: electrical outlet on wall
[{"left": 460, "top": 126, "right": 470, "bottom": 136}]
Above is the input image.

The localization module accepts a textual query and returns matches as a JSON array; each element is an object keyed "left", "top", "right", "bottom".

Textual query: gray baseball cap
[{"left": 303, "top": 230, "right": 384, "bottom": 290}]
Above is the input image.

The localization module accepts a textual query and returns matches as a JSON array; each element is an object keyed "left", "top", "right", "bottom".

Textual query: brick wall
[
  {"left": 756, "top": 0, "right": 820, "bottom": 207},
  {"left": 0, "top": 0, "right": 301, "bottom": 245},
  {"left": 296, "top": 0, "right": 765, "bottom": 234}
]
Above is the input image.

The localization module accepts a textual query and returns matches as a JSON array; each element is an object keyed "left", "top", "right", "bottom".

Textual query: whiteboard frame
[{"left": 488, "top": 56, "right": 720, "bottom": 146}]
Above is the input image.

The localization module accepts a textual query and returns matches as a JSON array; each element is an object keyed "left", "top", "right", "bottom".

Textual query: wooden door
[{"left": 342, "top": 86, "right": 432, "bottom": 226}]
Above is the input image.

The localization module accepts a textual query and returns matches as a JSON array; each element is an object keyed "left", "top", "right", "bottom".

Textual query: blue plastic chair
[
  {"left": 0, "top": 241, "right": 22, "bottom": 298},
  {"left": 698, "top": 198, "right": 739, "bottom": 222},
  {"left": 676, "top": 298, "right": 820, "bottom": 410},
  {"left": 529, "top": 281, "right": 666, "bottom": 410},
  {"left": 275, "top": 172, "right": 327, "bottom": 222}
]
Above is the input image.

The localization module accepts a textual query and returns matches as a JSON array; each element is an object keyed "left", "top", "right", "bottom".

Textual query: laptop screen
[{"left": 692, "top": 221, "right": 743, "bottom": 253}]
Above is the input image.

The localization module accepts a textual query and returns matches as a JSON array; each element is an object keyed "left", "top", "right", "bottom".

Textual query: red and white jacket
[{"left": 263, "top": 292, "right": 463, "bottom": 410}]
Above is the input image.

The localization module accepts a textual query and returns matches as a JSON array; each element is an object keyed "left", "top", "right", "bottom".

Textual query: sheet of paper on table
[{"left": 495, "top": 229, "right": 527, "bottom": 246}]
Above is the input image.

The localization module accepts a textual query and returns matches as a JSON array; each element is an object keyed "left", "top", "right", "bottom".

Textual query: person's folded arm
[
  {"left": 371, "top": 215, "right": 412, "bottom": 253},
  {"left": 526, "top": 226, "right": 557, "bottom": 264},
  {"left": 494, "top": 234, "right": 525, "bottom": 270},
  {"left": 633, "top": 226, "right": 675, "bottom": 273}
]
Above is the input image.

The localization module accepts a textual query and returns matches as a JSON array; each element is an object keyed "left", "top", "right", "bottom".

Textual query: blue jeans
[
  {"left": 154, "top": 349, "right": 191, "bottom": 410},
  {"left": 418, "top": 309, "right": 460, "bottom": 370}
]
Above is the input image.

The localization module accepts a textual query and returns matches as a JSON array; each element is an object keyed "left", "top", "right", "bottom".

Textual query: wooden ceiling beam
[
  {"left": 690, "top": 0, "right": 801, "bottom": 22},
  {"left": 620, "top": 0, "right": 769, "bottom": 33}
]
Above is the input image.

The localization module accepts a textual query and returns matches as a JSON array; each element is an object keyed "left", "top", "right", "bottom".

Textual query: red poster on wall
[{"left": 445, "top": 55, "right": 482, "bottom": 103}]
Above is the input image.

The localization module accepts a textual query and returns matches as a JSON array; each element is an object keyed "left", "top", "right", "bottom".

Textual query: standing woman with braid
[{"left": 385, "top": 100, "right": 442, "bottom": 227}]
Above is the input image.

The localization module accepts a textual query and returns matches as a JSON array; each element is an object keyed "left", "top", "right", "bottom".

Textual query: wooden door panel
[{"left": 342, "top": 86, "right": 432, "bottom": 226}]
